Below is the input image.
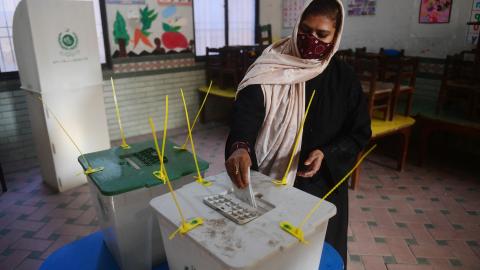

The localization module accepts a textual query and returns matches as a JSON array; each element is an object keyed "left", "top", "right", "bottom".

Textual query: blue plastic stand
[{"left": 40, "top": 231, "right": 343, "bottom": 270}]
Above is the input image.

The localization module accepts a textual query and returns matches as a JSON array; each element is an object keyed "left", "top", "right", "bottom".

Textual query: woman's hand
[
  {"left": 297, "top": 149, "right": 324, "bottom": 178},
  {"left": 225, "top": 149, "right": 252, "bottom": 189}
]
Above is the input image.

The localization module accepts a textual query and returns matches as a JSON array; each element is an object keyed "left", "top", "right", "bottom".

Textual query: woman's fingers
[
  {"left": 297, "top": 152, "right": 323, "bottom": 178},
  {"left": 225, "top": 149, "right": 251, "bottom": 189},
  {"left": 239, "top": 156, "right": 251, "bottom": 187},
  {"left": 304, "top": 153, "right": 316, "bottom": 166},
  {"left": 225, "top": 159, "right": 242, "bottom": 188},
  {"left": 303, "top": 158, "right": 322, "bottom": 177}
]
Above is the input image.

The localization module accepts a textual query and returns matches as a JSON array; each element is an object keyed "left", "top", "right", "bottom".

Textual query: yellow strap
[
  {"left": 168, "top": 217, "right": 204, "bottom": 240},
  {"left": 37, "top": 97, "right": 93, "bottom": 171},
  {"left": 160, "top": 95, "right": 169, "bottom": 177},
  {"left": 273, "top": 90, "right": 316, "bottom": 186},
  {"left": 149, "top": 117, "right": 165, "bottom": 180},
  {"left": 110, "top": 77, "right": 130, "bottom": 149},
  {"left": 180, "top": 89, "right": 211, "bottom": 186},
  {"left": 149, "top": 113, "right": 187, "bottom": 225},
  {"left": 298, "top": 145, "right": 377, "bottom": 229},
  {"left": 178, "top": 81, "right": 213, "bottom": 149}
]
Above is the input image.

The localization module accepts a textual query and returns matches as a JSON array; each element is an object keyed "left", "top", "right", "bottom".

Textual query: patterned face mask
[{"left": 297, "top": 32, "right": 334, "bottom": 60}]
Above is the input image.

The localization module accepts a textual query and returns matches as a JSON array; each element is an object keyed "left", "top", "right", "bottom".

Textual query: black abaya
[{"left": 225, "top": 56, "right": 372, "bottom": 266}]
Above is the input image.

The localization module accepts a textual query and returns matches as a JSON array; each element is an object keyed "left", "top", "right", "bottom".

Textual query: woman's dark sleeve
[
  {"left": 225, "top": 84, "right": 265, "bottom": 169},
  {"left": 319, "top": 75, "right": 372, "bottom": 183}
]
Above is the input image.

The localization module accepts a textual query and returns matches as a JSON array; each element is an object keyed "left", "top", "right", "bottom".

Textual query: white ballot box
[{"left": 150, "top": 171, "right": 336, "bottom": 270}]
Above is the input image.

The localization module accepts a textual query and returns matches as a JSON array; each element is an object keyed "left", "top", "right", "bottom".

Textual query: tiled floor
[{"left": 0, "top": 125, "right": 479, "bottom": 270}]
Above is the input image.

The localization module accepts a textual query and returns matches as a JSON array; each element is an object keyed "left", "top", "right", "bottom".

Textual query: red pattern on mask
[{"left": 297, "top": 33, "right": 334, "bottom": 60}]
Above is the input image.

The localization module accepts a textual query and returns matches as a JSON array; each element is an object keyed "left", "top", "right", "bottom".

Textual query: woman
[{"left": 225, "top": 0, "right": 371, "bottom": 266}]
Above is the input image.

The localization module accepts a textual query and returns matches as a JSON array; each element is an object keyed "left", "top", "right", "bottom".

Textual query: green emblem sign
[{"left": 58, "top": 29, "right": 78, "bottom": 50}]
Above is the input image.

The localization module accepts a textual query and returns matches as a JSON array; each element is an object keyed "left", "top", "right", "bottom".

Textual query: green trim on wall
[
  {"left": 102, "top": 62, "right": 205, "bottom": 80},
  {"left": 112, "top": 53, "right": 196, "bottom": 64}
]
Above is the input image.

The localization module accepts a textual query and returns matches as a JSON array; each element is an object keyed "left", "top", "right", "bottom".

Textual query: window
[
  {"left": 193, "top": 0, "right": 257, "bottom": 56},
  {"left": 0, "top": 0, "right": 20, "bottom": 73},
  {"left": 0, "top": 0, "right": 108, "bottom": 75}
]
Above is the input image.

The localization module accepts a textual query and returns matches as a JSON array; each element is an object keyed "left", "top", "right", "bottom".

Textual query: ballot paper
[{"left": 233, "top": 167, "right": 257, "bottom": 208}]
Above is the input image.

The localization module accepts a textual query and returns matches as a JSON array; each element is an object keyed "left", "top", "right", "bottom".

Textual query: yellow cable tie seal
[
  {"left": 180, "top": 88, "right": 213, "bottom": 187},
  {"left": 280, "top": 221, "right": 308, "bottom": 244},
  {"left": 110, "top": 77, "right": 130, "bottom": 150},
  {"left": 194, "top": 176, "right": 213, "bottom": 187},
  {"left": 84, "top": 166, "right": 104, "bottom": 175},
  {"left": 279, "top": 145, "right": 377, "bottom": 244},
  {"left": 152, "top": 169, "right": 167, "bottom": 185},
  {"left": 168, "top": 217, "right": 204, "bottom": 240},
  {"left": 273, "top": 91, "right": 316, "bottom": 186},
  {"left": 150, "top": 93, "right": 170, "bottom": 184},
  {"left": 37, "top": 97, "right": 104, "bottom": 176},
  {"left": 149, "top": 102, "right": 204, "bottom": 240},
  {"left": 174, "top": 80, "right": 213, "bottom": 151}
]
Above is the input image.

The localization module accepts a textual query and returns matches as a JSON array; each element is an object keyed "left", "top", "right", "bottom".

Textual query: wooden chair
[
  {"left": 257, "top": 24, "right": 272, "bottom": 46},
  {"left": 335, "top": 49, "right": 354, "bottom": 65},
  {"left": 385, "top": 57, "right": 419, "bottom": 120},
  {"left": 219, "top": 47, "right": 244, "bottom": 89},
  {"left": 206, "top": 47, "right": 245, "bottom": 89},
  {"left": 240, "top": 46, "right": 261, "bottom": 77},
  {"left": 205, "top": 47, "right": 223, "bottom": 85},
  {"left": 354, "top": 47, "right": 367, "bottom": 57},
  {"left": 350, "top": 116, "right": 415, "bottom": 190},
  {"left": 354, "top": 56, "right": 393, "bottom": 120},
  {"left": 437, "top": 53, "right": 480, "bottom": 118},
  {"left": 378, "top": 48, "right": 405, "bottom": 81}
]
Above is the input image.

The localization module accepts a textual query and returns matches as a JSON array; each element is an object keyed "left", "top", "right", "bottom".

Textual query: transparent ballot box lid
[{"left": 78, "top": 139, "right": 209, "bottom": 196}]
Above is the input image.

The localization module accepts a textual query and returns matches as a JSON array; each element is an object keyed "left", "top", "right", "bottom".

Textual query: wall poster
[
  {"left": 418, "top": 0, "right": 453, "bottom": 24},
  {"left": 467, "top": 0, "right": 480, "bottom": 45},
  {"left": 347, "top": 0, "right": 377, "bottom": 16}
]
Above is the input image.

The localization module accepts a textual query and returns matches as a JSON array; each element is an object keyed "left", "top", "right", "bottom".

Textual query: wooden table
[
  {"left": 350, "top": 115, "right": 416, "bottom": 190},
  {"left": 416, "top": 115, "right": 480, "bottom": 166},
  {"left": 198, "top": 85, "right": 236, "bottom": 123}
]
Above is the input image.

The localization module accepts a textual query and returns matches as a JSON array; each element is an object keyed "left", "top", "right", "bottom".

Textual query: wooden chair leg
[
  {"left": 397, "top": 128, "right": 411, "bottom": 171},
  {"left": 389, "top": 94, "right": 398, "bottom": 121},
  {"left": 382, "top": 107, "right": 388, "bottom": 121},
  {"left": 350, "top": 168, "right": 360, "bottom": 190},
  {"left": 436, "top": 85, "right": 446, "bottom": 114},
  {"left": 405, "top": 91, "right": 414, "bottom": 116},
  {"left": 418, "top": 121, "right": 431, "bottom": 167}
]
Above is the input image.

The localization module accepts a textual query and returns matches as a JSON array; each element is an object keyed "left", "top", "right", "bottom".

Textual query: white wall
[
  {"left": 103, "top": 70, "right": 205, "bottom": 141},
  {"left": 260, "top": 0, "right": 283, "bottom": 42},
  {"left": 339, "top": 0, "right": 473, "bottom": 58},
  {"left": 262, "top": 0, "right": 475, "bottom": 58}
]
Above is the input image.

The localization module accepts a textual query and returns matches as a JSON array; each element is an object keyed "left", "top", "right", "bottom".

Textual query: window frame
[
  {"left": 192, "top": 0, "right": 260, "bottom": 61},
  {"left": 0, "top": 0, "right": 112, "bottom": 81}
]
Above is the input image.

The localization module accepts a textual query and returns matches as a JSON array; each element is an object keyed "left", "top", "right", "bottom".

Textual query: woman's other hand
[
  {"left": 297, "top": 149, "right": 324, "bottom": 178},
  {"left": 225, "top": 149, "right": 252, "bottom": 189}
]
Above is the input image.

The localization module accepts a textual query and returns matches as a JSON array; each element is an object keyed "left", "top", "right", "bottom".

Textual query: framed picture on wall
[{"left": 419, "top": 0, "right": 453, "bottom": 24}]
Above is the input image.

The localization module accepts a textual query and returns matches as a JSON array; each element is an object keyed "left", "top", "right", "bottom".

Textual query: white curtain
[
  {"left": 228, "top": 0, "right": 255, "bottom": 46},
  {"left": 0, "top": 0, "right": 21, "bottom": 72},
  {"left": 193, "top": 0, "right": 226, "bottom": 56}
]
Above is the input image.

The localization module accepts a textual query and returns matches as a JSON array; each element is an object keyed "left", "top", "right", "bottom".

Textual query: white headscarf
[{"left": 237, "top": 0, "right": 345, "bottom": 186}]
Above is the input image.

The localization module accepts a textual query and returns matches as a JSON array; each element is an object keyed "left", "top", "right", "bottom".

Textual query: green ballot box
[{"left": 79, "top": 139, "right": 209, "bottom": 270}]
